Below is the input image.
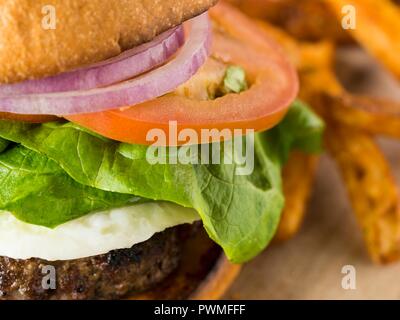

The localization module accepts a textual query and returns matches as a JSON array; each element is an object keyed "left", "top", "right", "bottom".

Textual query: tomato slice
[
  {"left": 0, "top": 112, "right": 59, "bottom": 123},
  {"left": 67, "top": 3, "right": 298, "bottom": 146}
]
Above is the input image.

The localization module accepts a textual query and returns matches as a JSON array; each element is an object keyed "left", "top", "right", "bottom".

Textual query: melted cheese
[{"left": 0, "top": 202, "right": 199, "bottom": 261}]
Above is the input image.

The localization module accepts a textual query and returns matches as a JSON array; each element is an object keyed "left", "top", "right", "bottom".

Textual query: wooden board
[{"left": 225, "top": 48, "right": 400, "bottom": 300}]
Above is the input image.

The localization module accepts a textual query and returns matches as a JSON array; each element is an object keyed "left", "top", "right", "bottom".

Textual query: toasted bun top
[{"left": 0, "top": 0, "right": 217, "bottom": 84}]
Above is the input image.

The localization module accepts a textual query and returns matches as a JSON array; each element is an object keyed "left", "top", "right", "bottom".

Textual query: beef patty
[{"left": 0, "top": 226, "right": 182, "bottom": 300}]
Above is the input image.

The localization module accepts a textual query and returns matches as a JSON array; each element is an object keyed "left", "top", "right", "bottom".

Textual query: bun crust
[{"left": 0, "top": 0, "right": 217, "bottom": 84}]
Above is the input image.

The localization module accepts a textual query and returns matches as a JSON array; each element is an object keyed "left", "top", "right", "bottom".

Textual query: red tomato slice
[
  {"left": 67, "top": 3, "right": 298, "bottom": 146},
  {"left": 0, "top": 112, "right": 59, "bottom": 123}
]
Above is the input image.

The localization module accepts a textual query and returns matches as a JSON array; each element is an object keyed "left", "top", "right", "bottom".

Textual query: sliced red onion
[
  {"left": 0, "top": 26, "right": 184, "bottom": 95},
  {"left": 0, "top": 13, "right": 211, "bottom": 115}
]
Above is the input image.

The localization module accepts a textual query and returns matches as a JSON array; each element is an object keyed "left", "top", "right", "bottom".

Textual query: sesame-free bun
[{"left": 0, "top": 0, "right": 217, "bottom": 84}]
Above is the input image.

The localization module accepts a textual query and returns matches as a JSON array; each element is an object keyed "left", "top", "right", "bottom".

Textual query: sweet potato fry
[
  {"left": 325, "top": 0, "right": 400, "bottom": 79},
  {"left": 325, "top": 121, "right": 400, "bottom": 263},
  {"left": 229, "top": 0, "right": 350, "bottom": 42},
  {"left": 321, "top": 93, "right": 400, "bottom": 139},
  {"left": 298, "top": 41, "right": 343, "bottom": 102},
  {"left": 296, "top": 39, "right": 400, "bottom": 138},
  {"left": 259, "top": 16, "right": 400, "bottom": 258},
  {"left": 275, "top": 151, "right": 319, "bottom": 242},
  {"left": 292, "top": 36, "right": 400, "bottom": 262}
]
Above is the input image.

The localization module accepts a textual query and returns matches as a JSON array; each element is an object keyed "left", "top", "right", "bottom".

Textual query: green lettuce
[
  {"left": 0, "top": 145, "right": 138, "bottom": 227},
  {"left": 0, "top": 101, "right": 324, "bottom": 263}
]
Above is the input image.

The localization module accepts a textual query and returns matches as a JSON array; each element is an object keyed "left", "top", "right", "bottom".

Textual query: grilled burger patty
[{"left": 0, "top": 226, "right": 182, "bottom": 300}]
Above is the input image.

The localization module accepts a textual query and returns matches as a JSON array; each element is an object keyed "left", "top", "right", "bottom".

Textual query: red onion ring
[
  {"left": 0, "top": 13, "right": 211, "bottom": 115},
  {"left": 0, "top": 26, "right": 184, "bottom": 95}
]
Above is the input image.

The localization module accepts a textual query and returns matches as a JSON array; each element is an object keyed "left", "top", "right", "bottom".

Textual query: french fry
[
  {"left": 321, "top": 93, "right": 400, "bottom": 139},
  {"left": 275, "top": 151, "right": 319, "bottom": 242},
  {"left": 298, "top": 40, "right": 400, "bottom": 261},
  {"left": 296, "top": 39, "right": 400, "bottom": 138},
  {"left": 258, "top": 14, "right": 400, "bottom": 260},
  {"left": 229, "top": 0, "right": 350, "bottom": 42},
  {"left": 325, "top": 121, "right": 400, "bottom": 263},
  {"left": 291, "top": 34, "right": 400, "bottom": 261},
  {"left": 325, "top": 0, "right": 400, "bottom": 79},
  {"left": 298, "top": 41, "right": 343, "bottom": 102}
]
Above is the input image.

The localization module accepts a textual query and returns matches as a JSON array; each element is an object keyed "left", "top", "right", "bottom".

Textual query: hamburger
[{"left": 0, "top": 0, "right": 324, "bottom": 299}]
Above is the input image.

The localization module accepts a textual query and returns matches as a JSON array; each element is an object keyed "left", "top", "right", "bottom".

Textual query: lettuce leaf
[
  {"left": 0, "top": 101, "right": 324, "bottom": 263},
  {"left": 0, "top": 145, "right": 137, "bottom": 227},
  {"left": 263, "top": 100, "right": 325, "bottom": 164}
]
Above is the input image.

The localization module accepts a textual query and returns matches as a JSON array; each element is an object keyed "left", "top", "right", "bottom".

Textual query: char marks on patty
[{"left": 0, "top": 226, "right": 183, "bottom": 300}]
